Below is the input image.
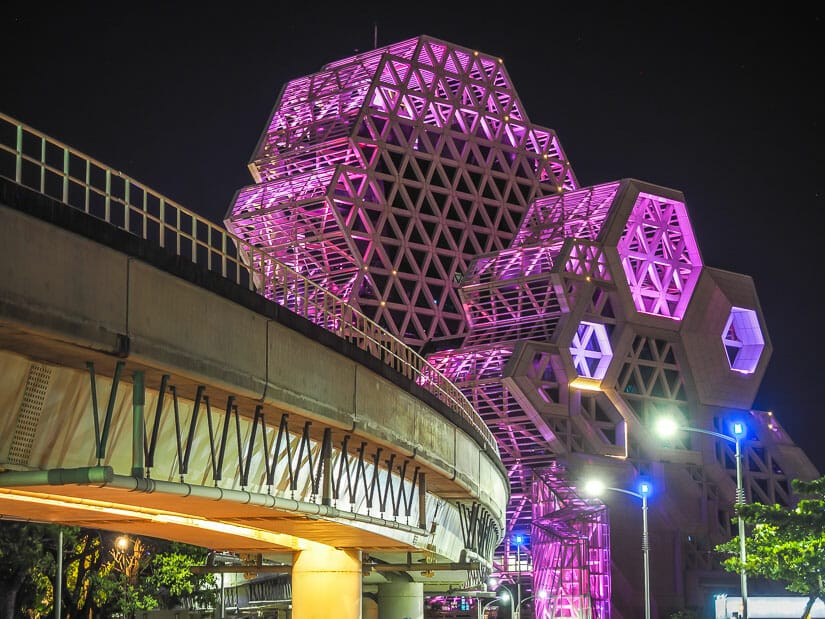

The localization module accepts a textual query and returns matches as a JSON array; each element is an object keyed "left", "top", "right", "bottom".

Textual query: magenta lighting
[
  {"left": 226, "top": 34, "right": 780, "bottom": 618},
  {"left": 532, "top": 467, "right": 611, "bottom": 618},
  {"left": 226, "top": 35, "right": 577, "bottom": 346},
  {"left": 616, "top": 191, "right": 702, "bottom": 319}
]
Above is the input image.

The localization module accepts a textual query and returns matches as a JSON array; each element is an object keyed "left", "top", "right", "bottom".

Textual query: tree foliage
[
  {"left": 715, "top": 475, "right": 825, "bottom": 619},
  {"left": 0, "top": 523, "right": 216, "bottom": 619},
  {"left": 146, "top": 542, "right": 216, "bottom": 609},
  {"left": 0, "top": 522, "right": 59, "bottom": 619}
]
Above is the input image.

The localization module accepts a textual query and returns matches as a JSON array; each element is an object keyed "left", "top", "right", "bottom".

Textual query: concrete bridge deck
[{"left": 0, "top": 112, "right": 508, "bottom": 611}]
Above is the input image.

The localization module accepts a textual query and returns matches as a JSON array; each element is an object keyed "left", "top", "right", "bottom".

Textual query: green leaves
[
  {"left": 0, "top": 525, "right": 216, "bottom": 617},
  {"left": 715, "top": 474, "right": 825, "bottom": 612}
]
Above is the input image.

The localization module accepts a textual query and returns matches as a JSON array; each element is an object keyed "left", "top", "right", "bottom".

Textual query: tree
[
  {"left": 715, "top": 475, "right": 825, "bottom": 619},
  {"left": 93, "top": 534, "right": 216, "bottom": 617},
  {"left": 146, "top": 542, "right": 217, "bottom": 609},
  {"left": 61, "top": 528, "right": 109, "bottom": 619},
  {"left": 0, "top": 523, "right": 216, "bottom": 619},
  {"left": 0, "top": 522, "right": 59, "bottom": 619}
]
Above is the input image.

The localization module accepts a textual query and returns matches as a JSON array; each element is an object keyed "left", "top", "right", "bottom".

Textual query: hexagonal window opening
[
  {"left": 570, "top": 321, "right": 613, "bottom": 379},
  {"left": 617, "top": 192, "right": 702, "bottom": 320},
  {"left": 722, "top": 307, "right": 765, "bottom": 374}
]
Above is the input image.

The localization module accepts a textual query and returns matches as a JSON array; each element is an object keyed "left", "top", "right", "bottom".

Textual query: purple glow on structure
[
  {"left": 513, "top": 181, "right": 621, "bottom": 247},
  {"left": 532, "top": 467, "right": 611, "bottom": 619},
  {"left": 616, "top": 192, "right": 702, "bottom": 319},
  {"left": 221, "top": 35, "right": 780, "bottom": 618},
  {"left": 459, "top": 245, "right": 565, "bottom": 346},
  {"left": 570, "top": 321, "right": 613, "bottom": 379},
  {"left": 226, "top": 35, "right": 577, "bottom": 346},
  {"left": 563, "top": 240, "right": 612, "bottom": 281},
  {"left": 722, "top": 306, "right": 765, "bottom": 374},
  {"left": 427, "top": 347, "right": 514, "bottom": 385}
]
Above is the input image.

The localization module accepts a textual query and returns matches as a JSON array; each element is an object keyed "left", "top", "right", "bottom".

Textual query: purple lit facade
[{"left": 226, "top": 36, "right": 819, "bottom": 618}]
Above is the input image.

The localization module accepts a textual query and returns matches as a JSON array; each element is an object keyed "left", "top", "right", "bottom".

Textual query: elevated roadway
[{"left": 0, "top": 112, "right": 508, "bottom": 618}]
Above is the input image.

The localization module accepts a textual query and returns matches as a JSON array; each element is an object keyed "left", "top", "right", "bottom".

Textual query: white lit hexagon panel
[
  {"left": 570, "top": 321, "right": 613, "bottom": 379},
  {"left": 722, "top": 306, "right": 765, "bottom": 374}
]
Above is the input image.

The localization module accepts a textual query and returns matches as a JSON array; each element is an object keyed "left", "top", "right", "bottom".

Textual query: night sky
[{"left": 3, "top": 3, "right": 823, "bottom": 473}]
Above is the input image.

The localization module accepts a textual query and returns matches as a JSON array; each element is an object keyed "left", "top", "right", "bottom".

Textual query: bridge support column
[
  {"left": 362, "top": 594, "right": 378, "bottom": 619},
  {"left": 292, "top": 545, "right": 362, "bottom": 619},
  {"left": 377, "top": 581, "right": 423, "bottom": 619}
]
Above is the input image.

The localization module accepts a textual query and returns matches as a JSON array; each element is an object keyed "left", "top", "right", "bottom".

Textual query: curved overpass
[{"left": 0, "top": 113, "right": 508, "bottom": 615}]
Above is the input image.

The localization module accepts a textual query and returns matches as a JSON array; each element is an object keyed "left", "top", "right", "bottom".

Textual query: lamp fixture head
[
  {"left": 655, "top": 416, "right": 679, "bottom": 438},
  {"left": 731, "top": 420, "right": 746, "bottom": 438}
]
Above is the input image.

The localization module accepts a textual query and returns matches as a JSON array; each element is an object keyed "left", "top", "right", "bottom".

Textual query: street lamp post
[
  {"left": 115, "top": 536, "right": 130, "bottom": 618},
  {"left": 515, "top": 590, "right": 548, "bottom": 617},
  {"left": 478, "top": 592, "right": 508, "bottom": 619},
  {"left": 656, "top": 417, "right": 749, "bottom": 619},
  {"left": 584, "top": 479, "right": 653, "bottom": 619},
  {"left": 513, "top": 535, "right": 523, "bottom": 619}
]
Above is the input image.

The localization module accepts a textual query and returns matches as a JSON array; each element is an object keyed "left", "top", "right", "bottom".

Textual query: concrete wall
[{"left": 0, "top": 197, "right": 508, "bottom": 534}]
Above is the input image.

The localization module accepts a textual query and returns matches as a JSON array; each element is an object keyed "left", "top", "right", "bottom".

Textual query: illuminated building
[{"left": 226, "top": 35, "right": 819, "bottom": 617}]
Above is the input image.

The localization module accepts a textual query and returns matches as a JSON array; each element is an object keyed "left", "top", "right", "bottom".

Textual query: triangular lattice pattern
[
  {"left": 570, "top": 321, "right": 613, "bottom": 379},
  {"left": 616, "top": 192, "right": 701, "bottom": 319},
  {"left": 226, "top": 35, "right": 577, "bottom": 345},
  {"left": 220, "top": 37, "right": 788, "bottom": 618},
  {"left": 513, "top": 181, "right": 621, "bottom": 246}
]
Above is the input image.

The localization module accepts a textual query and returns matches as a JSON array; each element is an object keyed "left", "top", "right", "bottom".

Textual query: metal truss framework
[
  {"left": 532, "top": 466, "right": 610, "bottom": 619},
  {"left": 225, "top": 35, "right": 815, "bottom": 617},
  {"left": 85, "top": 361, "right": 426, "bottom": 522},
  {"left": 226, "top": 35, "right": 576, "bottom": 347},
  {"left": 79, "top": 359, "right": 500, "bottom": 567}
]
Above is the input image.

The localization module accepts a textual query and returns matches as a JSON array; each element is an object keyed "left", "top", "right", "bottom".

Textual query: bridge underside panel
[{"left": 0, "top": 483, "right": 412, "bottom": 553}]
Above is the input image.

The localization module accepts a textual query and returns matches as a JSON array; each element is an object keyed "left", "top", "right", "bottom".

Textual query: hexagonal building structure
[{"left": 226, "top": 35, "right": 820, "bottom": 618}]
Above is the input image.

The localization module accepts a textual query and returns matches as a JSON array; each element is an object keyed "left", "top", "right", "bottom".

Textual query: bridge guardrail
[{"left": 0, "top": 111, "right": 497, "bottom": 456}]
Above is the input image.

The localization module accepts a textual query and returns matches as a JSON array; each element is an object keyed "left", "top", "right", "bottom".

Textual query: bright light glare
[
  {"left": 731, "top": 421, "right": 746, "bottom": 438},
  {"left": 655, "top": 416, "right": 679, "bottom": 438},
  {"left": 537, "top": 590, "right": 548, "bottom": 599},
  {"left": 500, "top": 591, "right": 511, "bottom": 603},
  {"left": 0, "top": 489, "right": 306, "bottom": 550},
  {"left": 583, "top": 479, "right": 606, "bottom": 497},
  {"left": 639, "top": 481, "right": 652, "bottom": 496},
  {"left": 116, "top": 535, "right": 130, "bottom": 550}
]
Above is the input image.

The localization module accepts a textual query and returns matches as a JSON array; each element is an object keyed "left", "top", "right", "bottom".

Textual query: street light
[
  {"left": 656, "top": 416, "right": 749, "bottom": 619},
  {"left": 584, "top": 478, "right": 653, "bottom": 619},
  {"left": 516, "top": 590, "right": 548, "bottom": 616},
  {"left": 113, "top": 535, "right": 145, "bottom": 619},
  {"left": 114, "top": 536, "right": 131, "bottom": 618},
  {"left": 478, "top": 591, "right": 509, "bottom": 619},
  {"left": 513, "top": 534, "right": 524, "bottom": 619}
]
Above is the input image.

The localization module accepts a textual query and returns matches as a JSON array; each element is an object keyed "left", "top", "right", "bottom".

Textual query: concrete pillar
[
  {"left": 292, "top": 545, "right": 362, "bottom": 619},
  {"left": 362, "top": 595, "right": 379, "bottom": 619},
  {"left": 377, "top": 581, "right": 424, "bottom": 619}
]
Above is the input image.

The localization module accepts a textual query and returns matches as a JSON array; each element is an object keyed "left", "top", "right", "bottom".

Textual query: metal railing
[{"left": 0, "top": 111, "right": 497, "bottom": 455}]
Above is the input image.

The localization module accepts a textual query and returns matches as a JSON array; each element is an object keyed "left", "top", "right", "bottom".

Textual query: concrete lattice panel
[
  {"left": 598, "top": 179, "right": 703, "bottom": 328},
  {"left": 226, "top": 35, "right": 577, "bottom": 346},
  {"left": 680, "top": 267, "right": 771, "bottom": 408},
  {"left": 219, "top": 35, "right": 814, "bottom": 618}
]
